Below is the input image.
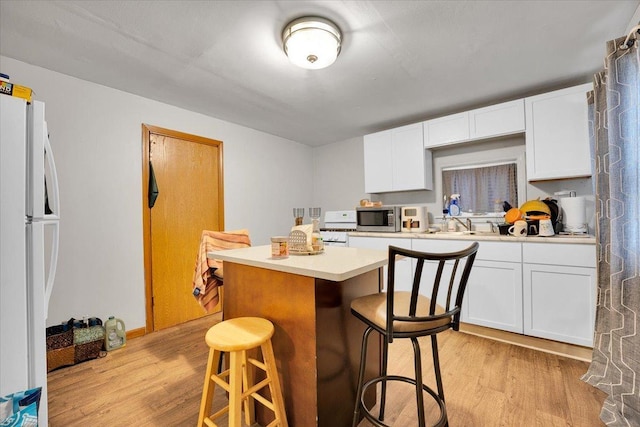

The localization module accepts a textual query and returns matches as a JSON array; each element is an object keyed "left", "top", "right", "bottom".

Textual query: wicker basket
[
  {"left": 46, "top": 324, "right": 73, "bottom": 351},
  {"left": 46, "top": 318, "right": 106, "bottom": 370},
  {"left": 74, "top": 340, "right": 103, "bottom": 364},
  {"left": 47, "top": 346, "right": 75, "bottom": 372},
  {"left": 73, "top": 325, "right": 105, "bottom": 345}
]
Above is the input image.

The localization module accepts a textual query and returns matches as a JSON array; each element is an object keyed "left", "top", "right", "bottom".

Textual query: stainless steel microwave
[{"left": 356, "top": 206, "right": 401, "bottom": 232}]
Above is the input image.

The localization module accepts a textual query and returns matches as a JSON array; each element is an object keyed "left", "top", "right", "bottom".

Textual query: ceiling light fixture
[{"left": 282, "top": 16, "right": 342, "bottom": 70}]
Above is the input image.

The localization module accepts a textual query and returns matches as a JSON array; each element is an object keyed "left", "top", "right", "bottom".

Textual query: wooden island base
[{"left": 223, "top": 261, "right": 382, "bottom": 427}]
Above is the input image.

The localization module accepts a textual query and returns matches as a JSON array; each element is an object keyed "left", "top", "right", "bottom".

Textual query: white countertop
[
  {"left": 350, "top": 231, "right": 596, "bottom": 245},
  {"left": 207, "top": 245, "right": 388, "bottom": 282}
]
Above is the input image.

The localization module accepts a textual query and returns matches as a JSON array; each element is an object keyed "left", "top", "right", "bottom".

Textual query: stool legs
[
  {"left": 431, "top": 335, "right": 445, "bottom": 402},
  {"left": 228, "top": 350, "right": 243, "bottom": 426},
  {"left": 241, "top": 349, "right": 255, "bottom": 426},
  {"left": 352, "top": 326, "right": 374, "bottom": 427},
  {"left": 261, "top": 339, "right": 288, "bottom": 427},
  {"left": 412, "top": 337, "right": 426, "bottom": 426},
  {"left": 379, "top": 337, "right": 389, "bottom": 421},
  {"left": 198, "top": 343, "right": 287, "bottom": 427},
  {"left": 430, "top": 335, "right": 448, "bottom": 427},
  {"left": 352, "top": 331, "right": 449, "bottom": 427},
  {"left": 198, "top": 348, "right": 221, "bottom": 426}
]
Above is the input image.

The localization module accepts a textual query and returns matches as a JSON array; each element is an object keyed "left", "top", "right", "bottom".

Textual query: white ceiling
[{"left": 1, "top": 1, "right": 638, "bottom": 146}]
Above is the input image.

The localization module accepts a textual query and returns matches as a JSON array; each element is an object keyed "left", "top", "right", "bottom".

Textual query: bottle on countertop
[
  {"left": 449, "top": 194, "right": 461, "bottom": 216},
  {"left": 441, "top": 195, "right": 449, "bottom": 231},
  {"left": 494, "top": 199, "right": 503, "bottom": 214},
  {"left": 311, "top": 229, "right": 324, "bottom": 252},
  {"left": 310, "top": 209, "right": 324, "bottom": 252}
]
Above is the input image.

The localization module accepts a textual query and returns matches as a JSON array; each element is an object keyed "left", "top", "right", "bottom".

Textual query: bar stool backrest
[{"left": 385, "top": 242, "right": 479, "bottom": 342}]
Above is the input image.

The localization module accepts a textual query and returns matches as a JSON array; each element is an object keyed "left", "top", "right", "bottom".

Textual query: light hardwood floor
[{"left": 48, "top": 313, "right": 606, "bottom": 426}]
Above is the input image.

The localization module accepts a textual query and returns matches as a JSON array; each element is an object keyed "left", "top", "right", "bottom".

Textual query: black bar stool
[{"left": 350, "top": 242, "right": 479, "bottom": 427}]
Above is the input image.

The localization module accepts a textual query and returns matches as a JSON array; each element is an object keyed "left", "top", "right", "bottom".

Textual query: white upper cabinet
[
  {"left": 469, "top": 99, "right": 525, "bottom": 140},
  {"left": 364, "top": 83, "right": 592, "bottom": 192},
  {"left": 392, "top": 123, "right": 432, "bottom": 191},
  {"left": 364, "top": 123, "right": 433, "bottom": 193},
  {"left": 363, "top": 129, "right": 393, "bottom": 193},
  {"left": 423, "top": 99, "right": 525, "bottom": 149},
  {"left": 525, "top": 83, "right": 593, "bottom": 181},
  {"left": 423, "top": 112, "right": 470, "bottom": 148}
]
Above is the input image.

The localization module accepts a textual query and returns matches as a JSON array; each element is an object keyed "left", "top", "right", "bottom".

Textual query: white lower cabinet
[
  {"left": 411, "top": 239, "right": 470, "bottom": 308},
  {"left": 464, "top": 260, "right": 523, "bottom": 333},
  {"left": 522, "top": 243, "right": 596, "bottom": 347},
  {"left": 412, "top": 239, "right": 523, "bottom": 333},
  {"left": 348, "top": 236, "right": 596, "bottom": 346},
  {"left": 348, "top": 236, "right": 412, "bottom": 291}
]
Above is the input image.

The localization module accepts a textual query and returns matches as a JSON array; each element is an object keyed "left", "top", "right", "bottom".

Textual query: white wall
[
  {"left": 2, "top": 56, "right": 313, "bottom": 330},
  {"left": 312, "top": 136, "right": 368, "bottom": 216}
]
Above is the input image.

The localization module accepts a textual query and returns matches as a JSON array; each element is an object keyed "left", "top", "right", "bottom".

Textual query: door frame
[{"left": 141, "top": 124, "right": 225, "bottom": 333}]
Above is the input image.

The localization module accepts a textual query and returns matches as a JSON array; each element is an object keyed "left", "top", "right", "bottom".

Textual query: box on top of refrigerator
[{"left": 0, "top": 74, "right": 33, "bottom": 103}]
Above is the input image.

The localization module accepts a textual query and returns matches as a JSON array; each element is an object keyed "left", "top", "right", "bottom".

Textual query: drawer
[
  {"left": 475, "top": 241, "right": 521, "bottom": 262},
  {"left": 412, "top": 239, "right": 521, "bottom": 263},
  {"left": 523, "top": 242, "right": 596, "bottom": 268}
]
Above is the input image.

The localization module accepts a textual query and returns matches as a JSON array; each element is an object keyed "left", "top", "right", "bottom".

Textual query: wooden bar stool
[{"left": 198, "top": 317, "right": 288, "bottom": 427}]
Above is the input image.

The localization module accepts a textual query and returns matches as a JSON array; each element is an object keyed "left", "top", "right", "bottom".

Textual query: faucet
[{"left": 452, "top": 217, "right": 472, "bottom": 231}]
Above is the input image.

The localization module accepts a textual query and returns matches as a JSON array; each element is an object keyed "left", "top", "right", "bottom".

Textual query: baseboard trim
[
  {"left": 126, "top": 327, "right": 146, "bottom": 340},
  {"left": 459, "top": 323, "right": 593, "bottom": 362}
]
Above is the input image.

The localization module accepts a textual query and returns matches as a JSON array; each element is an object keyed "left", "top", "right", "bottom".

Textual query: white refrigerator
[{"left": 0, "top": 94, "right": 60, "bottom": 425}]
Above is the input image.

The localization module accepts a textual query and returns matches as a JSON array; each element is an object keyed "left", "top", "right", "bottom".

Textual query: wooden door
[{"left": 142, "top": 125, "right": 224, "bottom": 332}]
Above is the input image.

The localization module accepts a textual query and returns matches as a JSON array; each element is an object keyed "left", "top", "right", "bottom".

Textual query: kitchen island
[{"left": 207, "top": 245, "right": 387, "bottom": 427}]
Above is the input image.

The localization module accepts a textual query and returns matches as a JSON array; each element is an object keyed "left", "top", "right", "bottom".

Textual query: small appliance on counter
[
  {"left": 356, "top": 206, "right": 401, "bottom": 232},
  {"left": 401, "top": 206, "right": 428, "bottom": 233},
  {"left": 554, "top": 190, "right": 588, "bottom": 234},
  {"left": 517, "top": 199, "right": 554, "bottom": 236},
  {"left": 320, "top": 210, "right": 356, "bottom": 246}
]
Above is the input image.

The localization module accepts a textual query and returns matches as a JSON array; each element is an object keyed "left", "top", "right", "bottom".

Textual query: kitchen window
[{"left": 442, "top": 162, "right": 518, "bottom": 213}]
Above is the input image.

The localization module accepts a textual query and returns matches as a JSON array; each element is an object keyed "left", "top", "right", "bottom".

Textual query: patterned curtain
[
  {"left": 442, "top": 163, "right": 518, "bottom": 212},
  {"left": 582, "top": 27, "right": 640, "bottom": 426}
]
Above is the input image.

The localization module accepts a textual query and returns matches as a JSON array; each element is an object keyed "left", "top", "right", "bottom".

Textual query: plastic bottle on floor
[{"left": 104, "top": 316, "right": 126, "bottom": 351}]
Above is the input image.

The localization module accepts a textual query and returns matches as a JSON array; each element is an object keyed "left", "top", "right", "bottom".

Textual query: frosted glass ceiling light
[{"left": 282, "top": 17, "right": 342, "bottom": 70}]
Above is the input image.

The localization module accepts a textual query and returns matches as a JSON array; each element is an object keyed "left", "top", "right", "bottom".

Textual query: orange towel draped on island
[{"left": 192, "top": 229, "right": 251, "bottom": 312}]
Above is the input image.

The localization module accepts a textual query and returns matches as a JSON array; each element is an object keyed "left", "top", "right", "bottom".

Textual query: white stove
[{"left": 320, "top": 210, "right": 356, "bottom": 247}]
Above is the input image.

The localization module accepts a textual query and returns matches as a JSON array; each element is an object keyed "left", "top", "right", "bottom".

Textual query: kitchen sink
[
  {"left": 434, "top": 230, "right": 498, "bottom": 236},
  {"left": 464, "top": 230, "right": 499, "bottom": 235}
]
